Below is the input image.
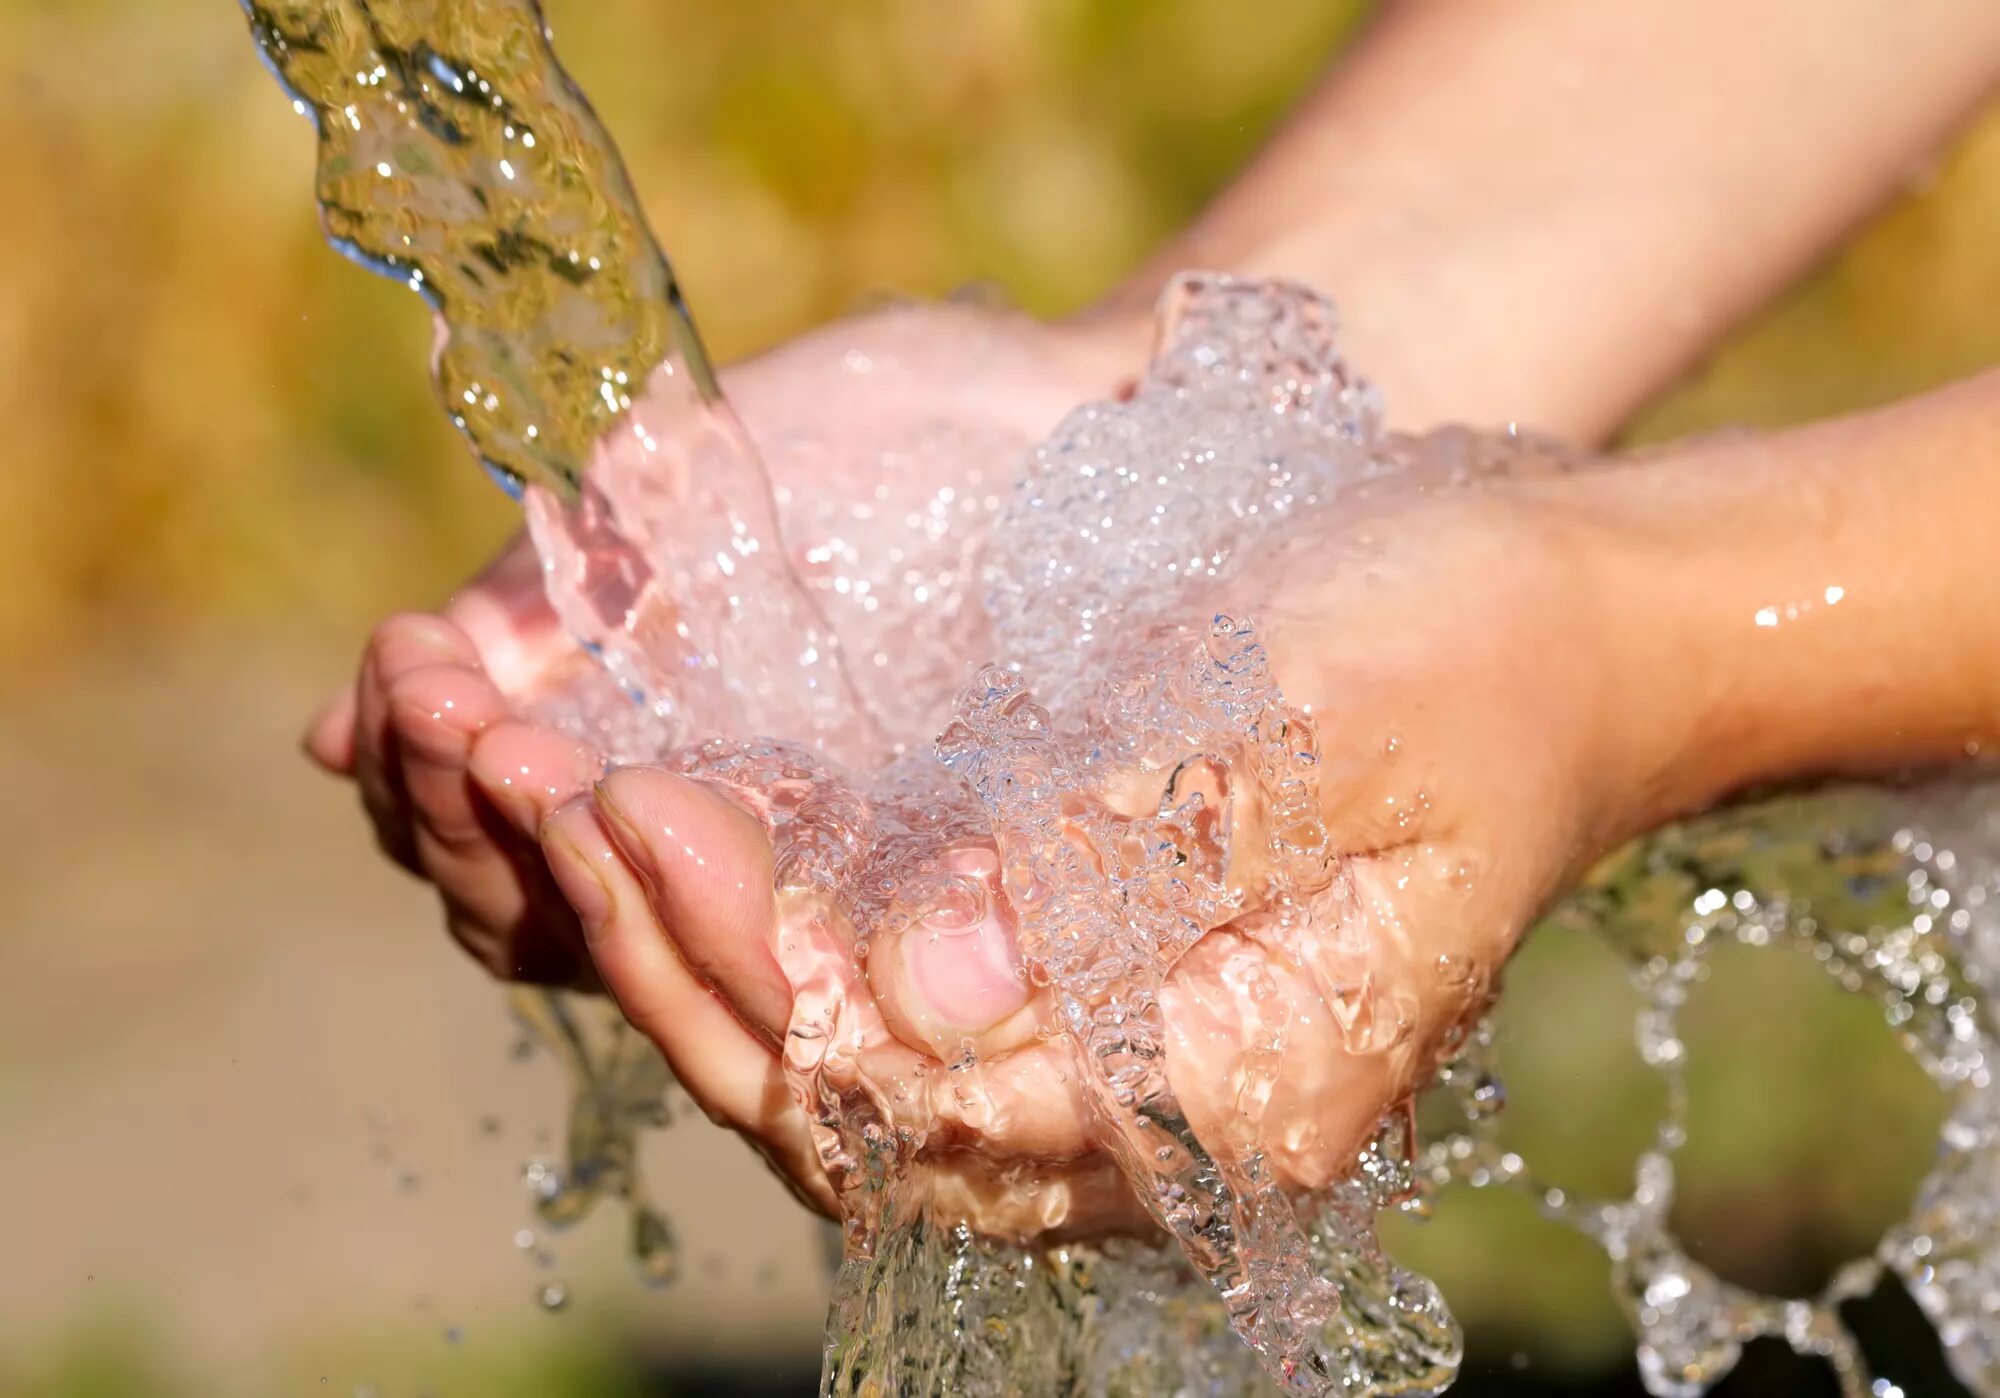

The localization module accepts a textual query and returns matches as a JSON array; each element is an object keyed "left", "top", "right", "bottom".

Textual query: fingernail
[
  {"left": 301, "top": 688, "right": 357, "bottom": 771},
  {"left": 470, "top": 730, "right": 600, "bottom": 833},
  {"left": 377, "top": 618, "right": 471, "bottom": 680},
  {"left": 475, "top": 767, "right": 539, "bottom": 832},
  {"left": 902, "top": 920, "right": 1031, "bottom": 1034},
  {"left": 388, "top": 669, "right": 495, "bottom": 764},
  {"left": 591, "top": 774, "right": 659, "bottom": 884},
  {"left": 543, "top": 822, "right": 615, "bottom": 929},
  {"left": 900, "top": 852, "right": 1031, "bottom": 1034}
]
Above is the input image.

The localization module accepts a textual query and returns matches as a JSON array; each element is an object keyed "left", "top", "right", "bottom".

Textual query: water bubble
[
  {"left": 520, "top": 1159, "right": 560, "bottom": 1202},
  {"left": 1329, "top": 978, "right": 1417, "bottom": 1057},
  {"left": 1465, "top": 1075, "right": 1506, "bottom": 1120}
]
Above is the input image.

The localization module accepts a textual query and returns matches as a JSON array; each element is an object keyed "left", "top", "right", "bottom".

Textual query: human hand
[
  {"left": 530, "top": 461, "right": 1683, "bottom": 1238},
  {"left": 303, "top": 301, "right": 1141, "bottom": 985}
]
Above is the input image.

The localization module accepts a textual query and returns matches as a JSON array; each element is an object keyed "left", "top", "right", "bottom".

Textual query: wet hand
[
  {"left": 304, "top": 303, "right": 1138, "bottom": 987},
  {"left": 533, "top": 469, "right": 1665, "bottom": 1239},
  {"left": 302, "top": 541, "right": 597, "bottom": 985}
]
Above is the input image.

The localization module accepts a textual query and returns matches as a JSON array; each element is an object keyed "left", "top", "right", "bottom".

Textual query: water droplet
[{"left": 632, "top": 1206, "right": 679, "bottom": 1289}]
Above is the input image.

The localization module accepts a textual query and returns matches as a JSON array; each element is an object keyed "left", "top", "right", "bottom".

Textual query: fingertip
[
  {"left": 592, "top": 765, "right": 789, "bottom": 1037},
  {"left": 368, "top": 612, "right": 481, "bottom": 685},
  {"left": 866, "top": 843, "right": 1038, "bottom": 1059},
  {"left": 387, "top": 663, "right": 506, "bottom": 765},
  {"left": 536, "top": 794, "right": 825, "bottom": 1211},
  {"left": 303, "top": 685, "right": 359, "bottom": 774},
  {"left": 592, "top": 767, "right": 774, "bottom": 888},
  {"left": 538, "top": 794, "right": 741, "bottom": 1032},
  {"left": 541, "top": 800, "right": 620, "bottom": 933},
  {"left": 471, "top": 721, "right": 603, "bottom": 836}
]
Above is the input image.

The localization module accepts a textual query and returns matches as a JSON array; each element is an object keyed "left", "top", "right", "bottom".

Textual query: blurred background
[{"left": 4, "top": 1, "right": 2000, "bottom": 1394}]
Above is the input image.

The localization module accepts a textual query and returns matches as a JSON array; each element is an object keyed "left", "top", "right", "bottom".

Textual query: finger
[
  {"left": 467, "top": 720, "right": 604, "bottom": 839},
  {"left": 590, "top": 767, "right": 1101, "bottom": 1161},
  {"left": 861, "top": 842, "right": 1041, "bottom": 1059},
  {"left": 387, "top": 662, "right": 510, "bottom": 848},
  {"left": 355, "top": 614, "right": 479, "bottom": 868},
  {"left": 387, "top": 663, "right": 554, "bottom": 961},
  {"left": 585, "top": 769, "right": 1100, "bottom": 1167},
  {"left": 922, "top": 1039, "right": 1095, "bottom": 1162},
  {"left": 1160, "top": 850, "right": 1499, "bottom": 1193},
  {"left": 924, "top": 1149, "right": 1149, "bottom": 1241},
  {"left": 591, "top": 767, "right": 794, "bottom": 1043},
  {"left": 352, "top": 636, "right": 404, "bottom": 864},
  {"left": 390, "top": 665, "right": 601, "bottom": 986},
  {"left": 540, "top": 799, "right": 836, "bottom": 1217},
  {"left": 1162, "top": 926, "right": 1401, "bottom": 1191},
  {"left": 1347, "top": 841, "right": 1509, "bottom": 1028},
  {"left": 303, "top": 684, "right": 359, "bottom": 775}
]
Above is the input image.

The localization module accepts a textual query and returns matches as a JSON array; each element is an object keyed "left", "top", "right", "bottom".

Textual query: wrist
[
  {"left": 1555, "top": 378, "right": 2000, "bottom": 842},
  {"left": 1550, "top": 457, "right": 1759, "bottom": 847},
  {"left": 1047, "top": 300, "right": 1156, "bottom": 394}
]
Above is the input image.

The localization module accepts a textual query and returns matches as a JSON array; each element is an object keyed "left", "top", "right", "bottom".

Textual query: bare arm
[
  {"left": 1570, "top": 367, "right": 2000, "bottom": 840},
  {"left": 1088, "top": 0, "right": 2000, "bottom": 441}
]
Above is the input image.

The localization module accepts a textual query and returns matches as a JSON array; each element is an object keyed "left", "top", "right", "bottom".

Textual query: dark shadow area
[
  {"left": 1454, "top": 1321, "right": 1970, "bottom": 1398},
  {"left": 1844, "top": 1271, "right": 1975, "bottom": 1398},
  {"left": 638, "top": 1357, "right": 823, "bottom": 1396},
  {"left": 1455, "top": 1340, "right": 1837, "bottom": 1397},
  {"left": 632, "top": 1334, "right": 1977, "bottom": 1398}
]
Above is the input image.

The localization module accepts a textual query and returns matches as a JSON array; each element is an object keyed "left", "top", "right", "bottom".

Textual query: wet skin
[
  {"left": 312, "top": 290, "right": 2000, "bottom": 1239},
  {"left": 308, "top": 316, "right": 1699, "bottom": 1238},
  {"left": 302, "top": 0, "right": 2000, "bottom": 1251}
]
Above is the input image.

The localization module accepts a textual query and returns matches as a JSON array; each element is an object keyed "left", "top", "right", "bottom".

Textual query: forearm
[
  {"left": 1574, "top": 369, "right": 2000, "bottom": 838},
  {"left": 1093, "top": 0, "right": 2000, "bottom": 443}
]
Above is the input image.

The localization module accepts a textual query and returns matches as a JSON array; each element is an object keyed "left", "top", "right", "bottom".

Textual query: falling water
[
  {"left": 243, "top": 0, "right": 876, "bottom": 757},
  {"left": 1426, "top": 780, "right": 2000, "bottom": 1397},
  {"left": 244, "top": 5, "right": 2000, "bottom": 1395}
]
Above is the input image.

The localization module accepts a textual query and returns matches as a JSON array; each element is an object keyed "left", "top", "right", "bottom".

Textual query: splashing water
[
  {"left": 244, "top": 0, "right": 875, "bottom": 755},
  {"left": 245, "top": 5, "right": 2000, "bottom": 1394},
  {"left": 1426, "top": 781, "right": 2000, "bottom": 1398}
]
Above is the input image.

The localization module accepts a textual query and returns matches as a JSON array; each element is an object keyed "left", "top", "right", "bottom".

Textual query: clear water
[
  {"left": 245, "top": 0, "right": 876, "bottom": 755},
  {"left": 1426, "top": 781, "right": 2000, "bottom": 1398},
  {"left": 245, "top": 4, "right": 2000, "bottom": 1394}
]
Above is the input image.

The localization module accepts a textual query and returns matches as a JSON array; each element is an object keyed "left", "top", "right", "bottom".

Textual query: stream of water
[{"left": 244, "top": 5, "right": 2000, "bottom": 1394}]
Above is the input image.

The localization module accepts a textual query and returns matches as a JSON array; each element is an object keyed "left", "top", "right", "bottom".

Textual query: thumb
[
  {"left": 863, "top": 842, "right": 1041, "bottom": 1059},
  {"left": 591, "top": 766, "right": 792, "bottom": 1043}
]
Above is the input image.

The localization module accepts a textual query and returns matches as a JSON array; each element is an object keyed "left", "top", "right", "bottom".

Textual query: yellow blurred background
[{"left": 4, "top": 1, "right": 2000, "bottom": 1394}]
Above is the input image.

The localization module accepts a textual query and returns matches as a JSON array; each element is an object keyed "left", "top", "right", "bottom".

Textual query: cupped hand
[
  {"left": 528, "top": 465, "right": 1679, "bottom": 1239},
  {"left": 304, "top": 302, "right": 1139, "bottom": 985}
]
